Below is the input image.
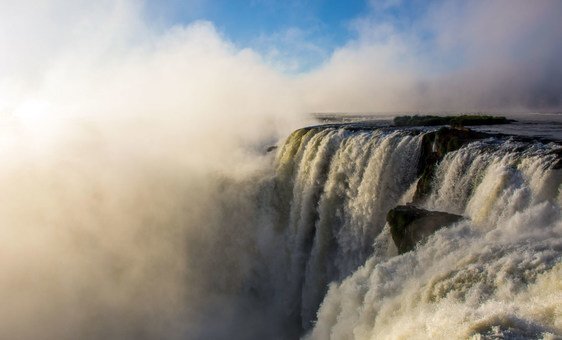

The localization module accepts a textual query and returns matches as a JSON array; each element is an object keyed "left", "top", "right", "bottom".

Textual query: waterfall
[
  {"left": 1, "top": 119, "right": 557, "bottom": 339},
  {"left": 263, "top": 127, "right": 421, "bottom": 331},
  {"left": 284, "top": 128, "right": 562, "bottom": 339},
  {"left": 259, "top": 126, "right": 562, "bottom": 339}
]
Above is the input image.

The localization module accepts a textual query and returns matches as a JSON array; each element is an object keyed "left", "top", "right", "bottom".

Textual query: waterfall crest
[{"left": 261, "top": 126, "right": 562, "bottom": 339}]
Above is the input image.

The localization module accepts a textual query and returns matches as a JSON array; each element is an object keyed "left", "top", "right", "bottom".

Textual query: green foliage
[{"left": 393, "top": 114, "right": 512, "bottom": 127}]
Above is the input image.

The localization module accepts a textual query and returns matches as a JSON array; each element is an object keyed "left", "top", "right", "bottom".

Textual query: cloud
[
  {"left": 297, "top": 0, "right": 562, "bottom": 112},
  {"left": 251, "top": 26, "right": 330, "bottom": 73},
  {"left": 3, "top": 0, "right": 561, "bottom": 117},
  {"left": 0, "top": 2, "right": 304, "bottom": 338},
  {"left": 422, "top": 0, "right": 562, "bottom": 110}
]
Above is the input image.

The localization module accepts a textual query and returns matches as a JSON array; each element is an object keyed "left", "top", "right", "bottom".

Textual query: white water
[
  {"left": 288, "top": 130, "right": 562, "bottom": 339},
  {"left": 264, "top": 128, "right": 422, "bottom": 332},
  {"left": 1, "top": 121, "right": 559, "bottom": 339}
]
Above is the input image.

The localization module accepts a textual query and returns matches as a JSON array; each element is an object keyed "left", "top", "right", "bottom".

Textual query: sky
[
  {"left": 146, "top": 0, "right": 369, "bottom": 72},
  {"left": 0, "top": 0, "right": 562, "bottom": 122}
]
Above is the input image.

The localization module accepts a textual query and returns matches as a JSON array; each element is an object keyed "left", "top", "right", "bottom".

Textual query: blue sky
[
  {"left": 143, "top": 0, "right": 439, "bottom": 72},
  {"left": 1, "top": 0, "right": 560, "bottom": 112},
  {"left": 152, "top": 0, "right": 367, "bottom": 45},
  {"left": 146, "top": 0, "right": 398, "bottom": 71}
]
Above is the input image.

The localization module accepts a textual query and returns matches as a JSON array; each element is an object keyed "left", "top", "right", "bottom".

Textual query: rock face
[
  {"left": 266, "top": 145, "right": 278, "bottom": 153},
  {"left": 387, "top": 205, "right": 463, "bottom": 254},
  {"left": 549, "top": 148, "right": 562, "bottom": 169},
  {"left": 413, "top": 127, "right": 489, "bottom": 202}
]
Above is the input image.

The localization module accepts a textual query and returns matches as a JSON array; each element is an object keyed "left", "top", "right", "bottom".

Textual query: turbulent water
[
  {"left": 244, "top": 124, "right": 562, "bottom": 339},
  {"left": 1, "top": 119, "right": 560, "bottom": 339},
  {"left": 268, "top": 128, "right": 422, "bottom": 332}
]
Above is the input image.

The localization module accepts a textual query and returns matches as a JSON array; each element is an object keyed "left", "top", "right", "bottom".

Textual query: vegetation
[{"left": 393, "top": 114, "right": 513, "bottom": 127}]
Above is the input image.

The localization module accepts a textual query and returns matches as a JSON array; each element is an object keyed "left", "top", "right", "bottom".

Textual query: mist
[
  {"left": 298, "top": 0, "right": 562, "bottom": 112},
  {"left": 0, "top": 2, "right": 302, "bottom": 338},
  {"left": 0, "top": 0, "right": 561, "bottom": 339}
]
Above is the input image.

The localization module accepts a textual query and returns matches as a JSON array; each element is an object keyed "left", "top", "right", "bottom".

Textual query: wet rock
[
  {"left": 548, "top": 148, "right": 562, "bottom": 169},
  {"left": 413, "top": 127, "right": 490, "bottom": 202},
  {"left": 387, "top": 205, "right": 463, "bottom": 254}
]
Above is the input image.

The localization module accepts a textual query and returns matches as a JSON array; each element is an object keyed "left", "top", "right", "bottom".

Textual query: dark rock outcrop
[
  {"left": 387, "top": 205, "right": 464, "bottom": 254},
  {"left": 413, "top": 127, "right": 489, "bottom": 202},
  {"left": 549, "top": 148, "right": 562, "bottom": 169},
  {"left": 266, "top": 145, "right": 278, "bottom": 153}
]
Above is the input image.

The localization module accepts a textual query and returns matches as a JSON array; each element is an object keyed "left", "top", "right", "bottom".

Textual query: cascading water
[
  {"left": 254, "top": 125, "right": 561, "bottom": 339},
  {"left": 265, "top": 127, "right": 422, "bottom": 333},
  {"left": 1, "top": 119, "right": 557, "bottom": 340}
]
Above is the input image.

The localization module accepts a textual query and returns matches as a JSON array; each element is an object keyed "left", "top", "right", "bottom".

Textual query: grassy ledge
[{"left": 393, "top": 114, "right": 514, "bottom": 127}]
